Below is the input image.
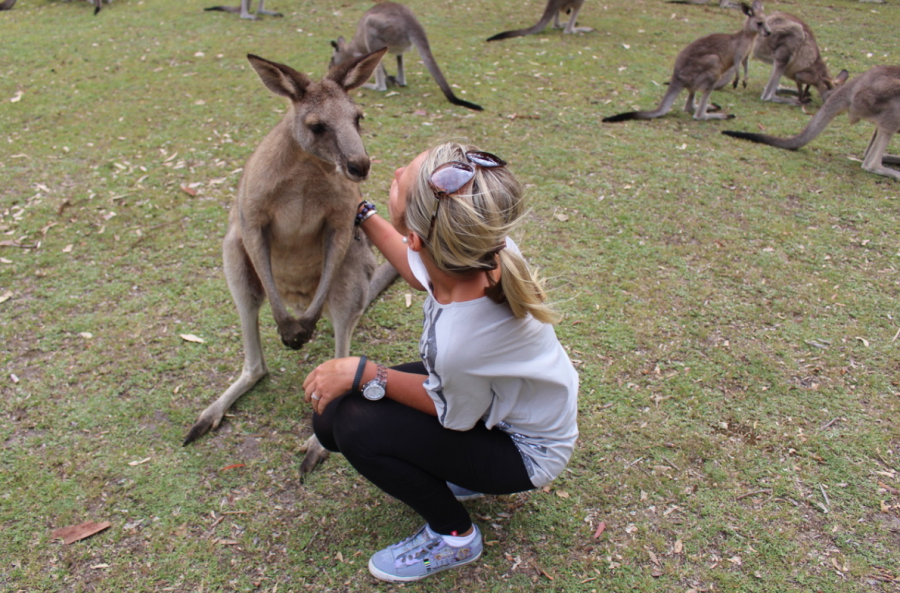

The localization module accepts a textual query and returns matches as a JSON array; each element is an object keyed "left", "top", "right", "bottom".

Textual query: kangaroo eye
[{"left": 309, "top": 122, "right": 326, "bottom": 134}]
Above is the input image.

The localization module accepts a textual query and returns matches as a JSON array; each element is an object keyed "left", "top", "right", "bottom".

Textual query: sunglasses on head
[{"left": 425, "top": 151, "right": 507, "bottom": 241}]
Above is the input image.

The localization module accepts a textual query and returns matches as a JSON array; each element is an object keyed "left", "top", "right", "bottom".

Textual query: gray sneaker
[
  {"left": 447, "top": 482, "right": 484, "bottom": 501},
  {"left": 368, "top": 524, "right": 483, "bottom": 582}
]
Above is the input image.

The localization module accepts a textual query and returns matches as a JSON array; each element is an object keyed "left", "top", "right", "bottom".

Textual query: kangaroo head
[
  {"left": 329, "top": 36, "right": 357, "bottom": 70},
  {"left": 741, "top": 1, "right": 771, "bottom": 38},
  {"left": 247, "top": 49, "right": 387, "bottom": 183}
]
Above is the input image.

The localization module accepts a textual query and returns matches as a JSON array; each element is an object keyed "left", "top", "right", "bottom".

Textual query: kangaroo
[
  {"left": 183, "top": 49, "right": 399, "bottom": 477},
  {"left": 722, "top": 66, "right": 900, "bottom": 181},
  {"left": 329, "top": 2, "right": 482, "bottom": 111},
  {"left": 486, "top": 0, "right": 592, "bottom": 42},
  {"left": 753, "top": 12, "right": 848, "bottom": 105},
  {"left": 0, "top": 0, "right": 17, "bottom": 10},
  {"left": 667, "top": 1, "right": 739, "bottom": 7},
  {"left": 204, "top": 0, "right": 281, "bottom": 20},
  {"left": 603, "top": 1, "right": 770, "bottom": 123}
]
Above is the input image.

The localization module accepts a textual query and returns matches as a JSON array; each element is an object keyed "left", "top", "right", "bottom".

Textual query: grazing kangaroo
[
  {"left": 329, "top": 2, "right": 483, "bottom": 111},
  {"left": 183, "top": 49, "right": 399, "bottom": 477},
  {"left": 204, "top": 0, "right": 281, "bottom": 19},
  {"left": 754, "top": 12, "right": 848, "bottom": 105},
  {"left": 722, "top": 66, "right": 900, "bottom": 181},
  {"left": 603, "top": 1, "right": 769, "bottom": 123},
  {"left": 486, "top": 0, "right": 592, "bottom": 42}
]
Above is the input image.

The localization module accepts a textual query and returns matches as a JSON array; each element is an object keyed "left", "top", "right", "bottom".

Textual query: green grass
[{"left": 2, "top": 0, "right": 900, "bottom": 591}]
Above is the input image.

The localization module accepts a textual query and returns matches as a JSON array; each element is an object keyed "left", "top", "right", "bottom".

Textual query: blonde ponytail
[{"left": 405, "top": 142, "right": 560, "bottom": 324}]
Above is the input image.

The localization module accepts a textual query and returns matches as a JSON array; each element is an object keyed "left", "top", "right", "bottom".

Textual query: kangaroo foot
[{"left": 298, "top": 435, "right": 330, "bottom": 479}]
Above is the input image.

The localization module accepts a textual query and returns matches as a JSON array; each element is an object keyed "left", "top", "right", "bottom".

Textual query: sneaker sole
[{"left": 367, "top": 548, "right": 483, "bottom": 583}]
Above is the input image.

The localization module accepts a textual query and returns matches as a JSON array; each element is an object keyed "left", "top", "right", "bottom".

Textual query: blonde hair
[{"left": 405, "top": 142, "right": 559, "bottom": 324}]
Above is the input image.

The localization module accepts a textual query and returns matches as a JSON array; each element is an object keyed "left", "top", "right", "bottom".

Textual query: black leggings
[{"left": 313, "top": 362, "right": 534, "bottom": 535}]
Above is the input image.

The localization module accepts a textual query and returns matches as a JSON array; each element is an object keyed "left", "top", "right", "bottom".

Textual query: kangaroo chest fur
[{"left": 232, "top": 143, "right": 362, "bottom": 310}]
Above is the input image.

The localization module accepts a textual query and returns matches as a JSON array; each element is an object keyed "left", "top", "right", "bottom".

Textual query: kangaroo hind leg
[
  {"left": 184, "top": 241, "right": 269, "bottom": 445},
  {"left": 861, "top": 128, "right": 900, "bottom": 180},
  {"left": 562, "top": 3, "right": 593, "bottom": 34},
  {"left": 693, "top": 89, "right": 733, "bottom": 120}
]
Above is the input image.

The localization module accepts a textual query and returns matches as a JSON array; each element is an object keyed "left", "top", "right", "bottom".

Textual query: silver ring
[{"left": 311, "top": 392, "right": 320, "bottom": 401}]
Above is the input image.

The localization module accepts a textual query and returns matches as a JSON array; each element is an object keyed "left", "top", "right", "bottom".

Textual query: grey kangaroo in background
[
  {"left": 754, "top": 12, "right": 848, "bottom": 105},
  {"left": 0, "top": 0, "right": 17, "bottom": 10},
  {"left": 329, "top": 2, "right": 483, "bottom": 111},
  {"left": 603, "top": 1, "right": 770, "bottom": 122},
  {"left": 723, "top": 66, "right": 900, "bottom": 181},
  {"left": 487, "top": 0, "right": 592, "bottom": 42},
  {"left": 667, "top": 0, "right": 739, "bottom": 7},
  {"left": 183, "top": 50, "right": 398, "bottom": 477},
  {"left": 204, "top": 0, "right": 281, "bottom": 19}
]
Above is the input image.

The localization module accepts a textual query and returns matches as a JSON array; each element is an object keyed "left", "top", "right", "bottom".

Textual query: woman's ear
[{"left": 407, "top": 232, "right": 424, "bottom": 252}]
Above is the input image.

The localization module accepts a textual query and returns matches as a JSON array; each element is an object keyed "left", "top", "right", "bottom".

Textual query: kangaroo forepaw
[
  {"left": 298, "top": 435, "right": 330, "bottom": 479},
  {"left": 278, "top": 319, "right": 317, "bottom": 350}
]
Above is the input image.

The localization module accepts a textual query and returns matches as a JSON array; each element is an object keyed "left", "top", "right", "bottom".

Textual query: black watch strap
[{"left": 352, "top": 355, "right": 368, "bottom": 393}]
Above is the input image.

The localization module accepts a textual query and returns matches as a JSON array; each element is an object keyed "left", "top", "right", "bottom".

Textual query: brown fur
[
  {"left": 723, "top": 66, "right": 900, "bottom": 181},
  {"left": 183, "top": 50, "right": 399, "bottom": 477},
  {"left": 486, "top": 0, "right": 592, "bottom": 42},
  {"left": 204, "top": 0, "right": 281, "bottom": 20},
  {"left": 330, "top": 2, "right": 482, "bottom": 111},
  {"left": 604, "top": 1, "right": 770, "bottom": 122},
  {"left": 753, "top": 12, "right": 847, "bottom": 104}
]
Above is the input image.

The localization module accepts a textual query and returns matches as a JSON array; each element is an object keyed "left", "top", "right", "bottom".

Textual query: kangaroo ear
[
  {"left": 740, "top": 2, "right": 752, "bottom": 16},
  {"left": 247, "top": 54, "right": 312, "bottom": 101},
  {"left": 833, "top": 69, "right": 850, "bottom": 86},
  {"left": 750, "top": 1, "right": 763, "bottom": 14},
  {"left": 326, "top": 47, "right": 388, "bottom": 91}
]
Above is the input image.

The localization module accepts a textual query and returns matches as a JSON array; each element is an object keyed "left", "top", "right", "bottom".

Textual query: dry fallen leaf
[
  {"left": 593, "top": 521, "right": 606, "bottom": 539},
  {"left": 0, "top": 290, "right": 12, "bottom": 304},
  {"left": 128, "top": 457, "right": 151, "bottom": 466},
  {"left": 180, "top": 184, "right": 198, "bottom": 196},
  {"left": 79, "top": 332, "right": 93, "bottom": 339},
  {"left": 180, "top": 334, "right": 206, "bottom": 344},
  {"left": 674, "top": 539, "right": 683, "bottom": 554},
  {"left": 405, "top": 293, "right": 412, "bottom": 308},
  {"left": 51, "top": 521, "right": 111, "bottom": 544},
  {"left": 855, "top": 336, "right": 870, "bottom": 347},
  {"left": 555, "top": 490, "right": 570, "bottom": 498},
  {"left": 554, "top": 213, "right": 569, "bottom": 222}
]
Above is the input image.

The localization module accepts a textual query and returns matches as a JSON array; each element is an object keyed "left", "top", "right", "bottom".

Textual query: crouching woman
[{"left": 302, "top": 142, "right": 579, "bottom": 582}]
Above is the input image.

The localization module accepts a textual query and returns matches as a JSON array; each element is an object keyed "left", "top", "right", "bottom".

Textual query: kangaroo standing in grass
[
  {"left": 329, "top": 2, "right": 482, "bottom": 111},
  {"left": 204, "top": 0, "right": 281, "bottom": 20},
  {"left": 603, "top": 1, "right": 770, "bottom": 123},
  {"left": 486, "top": 0, "right": 592, "bottom": 42},
  {"left": 183, "top": 49, "right": 399, "bottom": 476},
  {"left": 723, "top": 66, "right": 900, "bottom": 181},
  {"left": 753, "top": 12, "right": 848, "bottom": 105}
]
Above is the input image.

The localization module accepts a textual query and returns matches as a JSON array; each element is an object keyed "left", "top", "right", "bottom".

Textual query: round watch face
[{"left": 363, "top": 383, "right": 385, "bottom": 401}]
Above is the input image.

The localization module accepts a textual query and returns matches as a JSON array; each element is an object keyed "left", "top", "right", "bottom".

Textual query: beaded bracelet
[{"left": 355, "top": 200, "right": 377, "bottom": 226}]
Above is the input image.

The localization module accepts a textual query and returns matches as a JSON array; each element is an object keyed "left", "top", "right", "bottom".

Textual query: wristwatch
[{"left": 362, "top": 363, "right": 388, "bottom": 401}]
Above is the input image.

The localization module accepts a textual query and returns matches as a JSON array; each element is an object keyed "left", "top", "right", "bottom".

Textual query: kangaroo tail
[
  {"left": 603, "top": 81, "right": 683, "bottom": 123},
  {"left": 722, "top": 86, "right": 851, "bottom": 148},
  {"left": 365, "top": 262, "right": 399, "bottom": 309},
  {"left": 486, "top": 1, "right": 557, "bottom": 42},
  {"left": 204, "top": 5, "right": 241, "bottom": 12},
  {"left": 412, "top": 32, "right": 484, "bottom": 111}
]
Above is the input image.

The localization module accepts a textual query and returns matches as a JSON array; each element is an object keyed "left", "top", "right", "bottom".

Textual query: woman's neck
[{"left": 422, "top": 253, "right": 495, "bottom": 305}]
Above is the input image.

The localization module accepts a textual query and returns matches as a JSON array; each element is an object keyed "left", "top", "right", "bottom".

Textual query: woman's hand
[{"left": 302, "top": 357, "right": 359, "bottom": 415}]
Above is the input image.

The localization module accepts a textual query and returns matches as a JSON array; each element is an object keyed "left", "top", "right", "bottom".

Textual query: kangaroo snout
[{"left": 345, "top": 157, "right": 371, "bottom": 181}]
